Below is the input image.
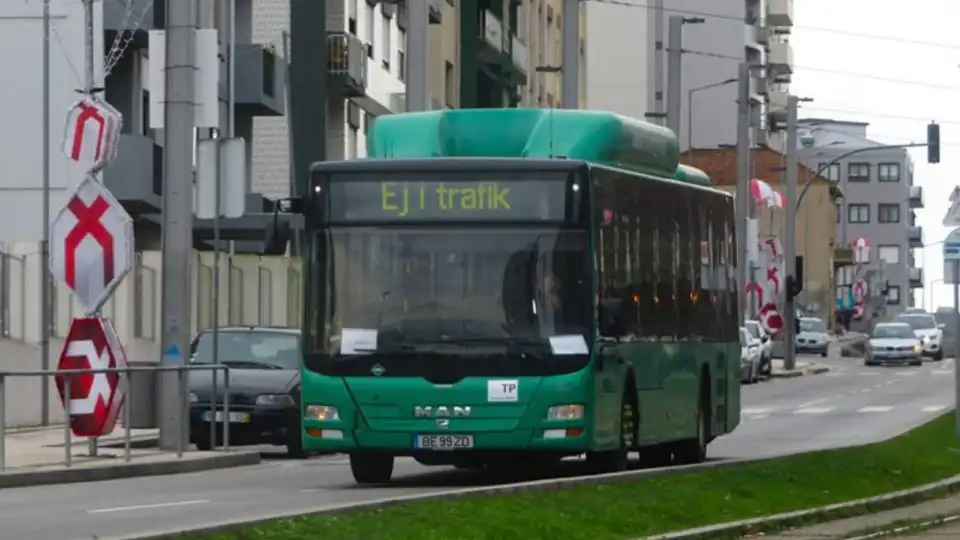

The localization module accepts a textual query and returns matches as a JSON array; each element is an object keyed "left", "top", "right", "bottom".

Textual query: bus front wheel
[
  {"left": 673, "top": 390, "right": 709, "bottom": 465},
  {"left": 349, "top": 453, "right": 394, "bottom": 484}
]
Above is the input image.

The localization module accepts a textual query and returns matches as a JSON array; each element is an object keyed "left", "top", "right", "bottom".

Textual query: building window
[
  {"left": 347, "top": 125, "right": 359, "bottom": 159},
  {"left": 397, "top": 29, "right": 406, "bottom": 82},
  {"left": 836, "top": 202, "right": 841, "bottom": 223},
  {"left": 819, "top": 162, "right": 841, "bottom": 182},
  {"left": 878, "top": 203, "right": 901, "bottom": 223},
  {"left": 348, "top": 0, "right": 358, "bottom": 34},
  {"left": 444, "top": 61, "right": 455, "bottom": 108},
  {"left": 365, "top": 2, "right": 375, "bottom": 59},
  {"left": 848, "top": 204, "right": 870, "bottom": 223},
  {"left": 847, "top": 162, "right": 870, "bottom": 181},
  {"left": 878, "top": 163, "right": 900, "bottom": 182},
  {"left": 381, "top": 12, "right": 391, "bottom": 70},
  {"left": 886, "top": 285, "right": 901, "bottom": 305},
  {"left": 878, "top": 245, "right": 900, "bottom": 265}
]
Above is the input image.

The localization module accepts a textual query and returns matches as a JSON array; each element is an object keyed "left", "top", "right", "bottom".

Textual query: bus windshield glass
[{"left": 309, "top": 225, "right": 591, "bottom": 358}]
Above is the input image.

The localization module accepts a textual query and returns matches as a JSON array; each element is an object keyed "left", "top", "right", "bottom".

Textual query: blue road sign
[{"left": 943, "top": 229, "right": 960, "bottom": 261}]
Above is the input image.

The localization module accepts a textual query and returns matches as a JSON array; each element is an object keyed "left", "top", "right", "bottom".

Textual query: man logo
[{"left": 414, "top": 405, "right": 472, "bottom": 417}]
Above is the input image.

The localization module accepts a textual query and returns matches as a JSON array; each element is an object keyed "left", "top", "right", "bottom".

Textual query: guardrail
[{"left": 0, "top": 364, "right": 232, "bottom": 471}]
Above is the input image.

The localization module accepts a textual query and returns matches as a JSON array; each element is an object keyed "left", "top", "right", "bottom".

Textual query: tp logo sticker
[{"left": 488, "top": 380, "right": 519, "bottom": 402}]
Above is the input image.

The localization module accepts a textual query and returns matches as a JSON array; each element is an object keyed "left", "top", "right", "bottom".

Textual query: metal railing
[{"left": 0, "top": 364, "right": 231, "bottom": 471}]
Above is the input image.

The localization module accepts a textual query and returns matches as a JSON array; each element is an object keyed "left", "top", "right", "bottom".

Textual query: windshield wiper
[
  {"left": 409, "top": 336, "right": 554, "bottom": 362},
  {"left": 220, "top": 360, "right": 285, "bottom": 370}
]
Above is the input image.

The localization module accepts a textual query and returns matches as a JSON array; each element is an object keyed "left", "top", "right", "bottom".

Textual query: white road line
[
  {"left": 741, "top": 407, "right": 773, "bottom": 415},
  {"left": 932, "top": 370, "right": 953, "bottom": 375},
  {"left": 923, "top": 406, "right": 948, "bottom": 413},
  {"left": 795, "top": 407, "right": 834, "bottom": 414},
  {"left": 859, "top": 372, "right": 878, "bottom": 376},
  {"left": 896, "top": 371, "right": 919, "bottom": 376},
  {"left": 797, "top": 398, "right": 830, "bottom": 408},
  {"left": 857, "top": 406, "right": 894, "bottom": 413},
  {"left": 87, "top": 500, "right": 210, "bottom": 514}
]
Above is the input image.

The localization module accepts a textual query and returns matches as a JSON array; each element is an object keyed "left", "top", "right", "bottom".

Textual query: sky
[{"left": 789, "top": 0, "right": 960, "bottom": 311}]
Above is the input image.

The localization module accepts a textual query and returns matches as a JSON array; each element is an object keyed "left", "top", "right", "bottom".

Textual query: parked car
[
  {"left": 894, "top": 313, "right": 944, "bottom": 361},
  {"left": 903, "top": 308, "right": 929, "bottom": 315},
  {"left": 740, "top": 326, "right": 762, "bottom": 383},
  {"left": 865, "top": 322, "right": 922, "bottom": 366},
  {"left": 187, "top": 326, "right": 306, "bottom": 457},
  {"left": 796, "top": 317, "right": 830, "bottom": 357},
  {"left": 744, "top": 319, "right": 772, "bottom": 375}
]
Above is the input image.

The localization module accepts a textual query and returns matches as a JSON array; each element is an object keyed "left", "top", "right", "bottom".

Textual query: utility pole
[
  {"left": 735, "top": 63, "right": 750, "bottom": 326},
  {"left": 561, "top": 0, "right": 579, "bottom": 108},
  {"left": 783, "top": 95, "right": 799, "bottom": 371},
  {"left": 290, "top": 0, "right": 327, "bottom": 200},
  {"left": 666, "top": 16, "right": 682, "bottom": 135},
  {"left": 158, "top": 0, "right": 197, "bottom": 451},
  {"left": 40, "top": 0, "right": 51, "bottom": 426},
  {"left": 406, "top": 0, "right": 428, "bottom": 111}
]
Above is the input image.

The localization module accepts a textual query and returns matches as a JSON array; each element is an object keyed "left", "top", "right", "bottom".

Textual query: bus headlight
[
  {"left": 305, "top": 405, "right": 340, "bottom": 421},
  {"left": 547, "top": 404, "right": 585, "bottom": 420}
]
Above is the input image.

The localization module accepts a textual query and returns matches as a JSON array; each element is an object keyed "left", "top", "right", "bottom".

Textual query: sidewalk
[
  {"left": 769, "top": 358, "right": 831, "bottom": 378},
  {"left": 0, "top": 425, "right": 260, "bottom": 488},
  {"left": 758, "top": 493, "right": 960, "bottom": 539}
]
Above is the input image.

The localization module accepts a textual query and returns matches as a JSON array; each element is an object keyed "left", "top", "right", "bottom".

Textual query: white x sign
[{"left": 65, "top": 339, "right": 112, "bottom": 415}]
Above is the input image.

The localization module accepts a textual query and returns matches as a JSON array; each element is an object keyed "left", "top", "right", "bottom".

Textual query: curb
[
  {"left": 770, "top": 365, "right": 831, "bottom": 378},
  {"left": 644, "top": 473, "right": 960, "bottom": 540},
  {"left": 0, "top": 451, "right": 261, "bottom": 489},
  {"left": 114, "top": 455, "right": 794, "bottom": 540}
]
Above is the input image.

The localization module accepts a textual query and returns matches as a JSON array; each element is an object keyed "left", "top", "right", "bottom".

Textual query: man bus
[{"left": 265, "top": 108, "right": 741, "bottom": 484}]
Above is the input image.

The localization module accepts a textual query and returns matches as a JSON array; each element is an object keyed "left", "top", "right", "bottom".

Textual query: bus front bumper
[{"left": 302, "top": 427, "right": 591, "bottom": 454}]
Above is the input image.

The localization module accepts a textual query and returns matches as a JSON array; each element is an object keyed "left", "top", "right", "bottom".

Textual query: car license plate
[
  {"left": 201, "top": 411, "right": 250, "bottom": 423},
  {"left": 414, "top": 434, "right": 474, "bottom": 450}
]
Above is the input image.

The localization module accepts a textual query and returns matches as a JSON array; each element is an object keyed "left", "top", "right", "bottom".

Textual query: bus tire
[
  {"left": 637, "top": 444, "right": 672, "bottom": 468},
  {"left": 587, "top": 382, "right": 635, "bottom": 473},
  {"left": 349, "top": 453, "right": 394, "bottom": 484},
  {"left": 673, "top": 378, "right": 710, "bottom": 465}
]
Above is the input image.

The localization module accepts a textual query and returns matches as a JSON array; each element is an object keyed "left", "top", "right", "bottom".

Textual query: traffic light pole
[{"left": 784, "top": 96, "right": 799, "bottom": 371}]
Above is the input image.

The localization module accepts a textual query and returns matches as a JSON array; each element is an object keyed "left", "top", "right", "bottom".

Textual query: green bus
[{"left": 266, "top": 108, "right": 741, "bottom": 484}]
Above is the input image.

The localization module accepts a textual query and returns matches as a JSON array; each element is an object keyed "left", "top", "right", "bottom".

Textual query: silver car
[
  {"left": 865, "top": 322, "right": 923, "bottom": 366},
  {"left": 796, "top": 317, "right": 830, "bottom": 357}
]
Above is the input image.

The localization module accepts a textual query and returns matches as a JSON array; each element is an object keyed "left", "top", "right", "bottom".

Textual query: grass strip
[{"left": 178, "top": 413, "right": 960, "bottom": 540}]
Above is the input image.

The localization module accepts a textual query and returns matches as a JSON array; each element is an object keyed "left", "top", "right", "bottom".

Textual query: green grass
[{"left": 179, "top": 414, "right": 960, "bottom": 540}]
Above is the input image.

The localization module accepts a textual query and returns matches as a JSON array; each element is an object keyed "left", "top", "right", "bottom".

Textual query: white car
[
  {"left": 894, "top": 313, "right": 944, "bottom": 361},
  {"left": 796, "top": 317, "right": 830, "bottom": 357},
  {"left": 740, "top": 326, "right": 762, "bottom": 383},
  {"left": 865, "top": 322, "right": 922, "bottom": 366},
  {"left": 745, "top": 320, "right": 772, "bottom": 375}
]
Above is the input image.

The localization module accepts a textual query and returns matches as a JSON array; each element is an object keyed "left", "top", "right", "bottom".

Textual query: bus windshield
[{"left": 310, "top": 226, "right": 591, "bottom": 357}]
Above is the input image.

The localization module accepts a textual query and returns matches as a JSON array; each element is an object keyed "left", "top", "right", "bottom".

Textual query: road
[{"left": 0, "top": 355, "right": 953, "bottom": 540}]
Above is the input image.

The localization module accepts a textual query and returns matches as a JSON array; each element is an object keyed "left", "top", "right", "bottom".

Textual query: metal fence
[{"left": 0, "top": 364, "right": 232, "bottom": 471}]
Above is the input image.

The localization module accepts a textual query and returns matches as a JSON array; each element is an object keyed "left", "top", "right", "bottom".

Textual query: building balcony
[
  {"left": 232, "top": 44, "right": 284, "bottom": 117},
  {"left": 328, "top": 32, "right": 369, "bottom": 97},
  {"left": 909, "top": 267, "right": 924, "bottom": 287},
  {"left": 908, "top": 226, "right": 924, "bottom": 248},
  {"left": 477, "top": 10, "right": 528, "bottom": 87},
  {"left": 511, "top": 35, "right": 528, "bottom": 77},
  {"left": 102, "top": 134, "right": 163, "bottom": 215},
  {"left": 386, "top": 0, "right": 443, "bottom": 24},
  {"left": 909, "top": 185, "right": 924, "bottom": 208},
  {"left": 833, "top": 245, "right": 854, "bottom": 268},
  {"left": 766, "top": 0, "right": 794, "bottom": 27},
  {"left": 768, "top": 40, "right": 793, "bottom": 75}
]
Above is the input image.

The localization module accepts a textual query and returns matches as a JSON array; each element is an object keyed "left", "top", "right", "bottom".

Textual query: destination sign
[{"left": 326, "top": 178, "right": 568, "bottom": 222}]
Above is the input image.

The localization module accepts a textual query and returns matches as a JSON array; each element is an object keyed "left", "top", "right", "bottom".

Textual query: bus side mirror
[
  {"left": 262, "top": 219, "right": 291, "bottom": 255},
  {"left": 598, "top": 299, "right": 625, "bottom": 338}
]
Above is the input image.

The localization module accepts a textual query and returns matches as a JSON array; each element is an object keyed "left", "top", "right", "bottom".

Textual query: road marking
[
  {"left": 741, "top": 407, "right": 773, "bottom": 415},
  {"left": 87, "top": 499, "right": 210, "bottom": 514},
  {"left": 795, "top": 407, "right": 834, "bottom": 414},
  {"left": 896, "top": 371, "right": 919, "bottom": 376},
  {"left": 932, "top": 370, "right": 953, "bottom": 375},
  {"left": 923, "top": 406, "right": 948, "bottom": 413},
  {"left": 857, "top": 406, "right": 894, "bottom": 413},
  {"left": 859, "top": 372, "right": 878, "bottom": 376},
  {"left": 797, "top": 398, "right": 830, "bottom": 408}
]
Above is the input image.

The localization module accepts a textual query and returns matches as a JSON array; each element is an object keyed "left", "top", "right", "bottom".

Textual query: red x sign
[{"left": 50, "top": 176, "right": 134, "bottom": 313}]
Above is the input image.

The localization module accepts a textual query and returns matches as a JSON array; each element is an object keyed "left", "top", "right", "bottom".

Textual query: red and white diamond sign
[
  {"left": 62, "top": 97, "right": 123, "bottom": 171},
  {"left": 55, "top": 316, "right": 129, "bottom": 437},
  {"left": 50, "top": 175, "right": 134, "bottom": 312}
]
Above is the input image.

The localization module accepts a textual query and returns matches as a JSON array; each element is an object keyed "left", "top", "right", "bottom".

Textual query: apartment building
[
  {"left": 797, "top": 118, "right": 925, "bottom": 317},
  {"left": 583, "top": 0, "right": 793, "bottom": 151}
]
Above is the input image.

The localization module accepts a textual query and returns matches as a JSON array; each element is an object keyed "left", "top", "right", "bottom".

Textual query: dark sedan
[{"left": 188, "top": 326, "right": 305, "bottom": 457}]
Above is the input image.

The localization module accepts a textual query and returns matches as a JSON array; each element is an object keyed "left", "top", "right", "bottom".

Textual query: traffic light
[
  {"left": 785, "top": 256, "right": 804, "bottom": 300},
  {"left": 928, "top": 122, "right": 940, "bottom": 164},
  {"left": 794, "top": 316, "right": 801, "bottom": 335}
]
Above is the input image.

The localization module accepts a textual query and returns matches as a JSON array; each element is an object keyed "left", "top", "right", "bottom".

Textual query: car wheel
[{"left": 934, "top": 350, "right": 944, "bottom": 361}]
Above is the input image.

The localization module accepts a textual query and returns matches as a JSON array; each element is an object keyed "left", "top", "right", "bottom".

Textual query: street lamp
[{"left": 687, "top": 78, "right": 737, "bottom": 155}]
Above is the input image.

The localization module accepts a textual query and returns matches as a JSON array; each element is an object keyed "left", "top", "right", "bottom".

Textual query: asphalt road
[{"left": 0, "top": 354, "right": 953, "bottom": 540}]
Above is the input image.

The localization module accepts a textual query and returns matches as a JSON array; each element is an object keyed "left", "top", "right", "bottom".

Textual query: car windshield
[
  {"left": 745, "top": 322, "right": 762, "bottom": 339},
  {"left": 309, "top": 226, "right": 591, "bottom": 356},
  {"left": 799, "top": 319, "right": 826, "bottom": 332},
  {"left": 872, "top": 325, "right": 916, "bottom": 339},
  {"left": 191, "top": 330, "right": 301, "bottom": 369},
  {"left": 896, "top": 314, "right": 937, "bottom": 330}
]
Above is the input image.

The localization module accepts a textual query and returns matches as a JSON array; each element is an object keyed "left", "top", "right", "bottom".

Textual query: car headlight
[
  {"left": 255, "top": 394, "right": 296, "bottom": 407},
  {"left": 547, "top": 404, "right": 585, "bottom": 420},
  {"left": 305, "top": 405, "right": 340, "bottom": 421},
  {"left": 189, "top": 392, "right": 199, "bottom": 403},
  {"left": 914, "top": 344, "right": 922, "bottom": 352}
]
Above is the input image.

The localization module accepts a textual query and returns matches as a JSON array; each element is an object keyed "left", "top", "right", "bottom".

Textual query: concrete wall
[{"left": 2, "top": 243, "right": 300, "bottom": 428}]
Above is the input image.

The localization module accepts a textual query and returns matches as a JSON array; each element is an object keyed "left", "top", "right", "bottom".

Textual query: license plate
[
  {"left": 414, "top": 434, "right": 474, "bottom": 450},
  {"left": 201, "top": 411, "right": 250, "bottom": 423}
]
